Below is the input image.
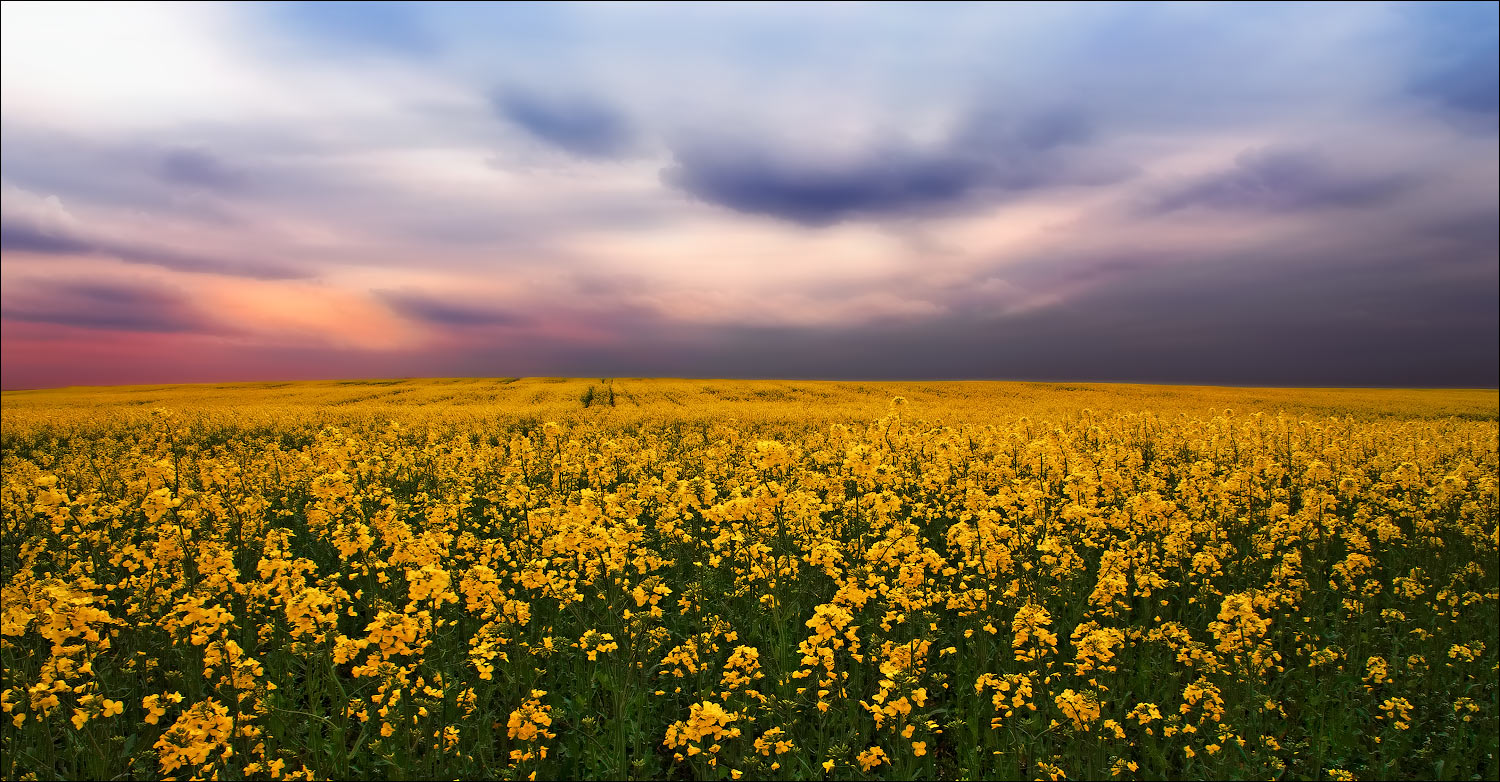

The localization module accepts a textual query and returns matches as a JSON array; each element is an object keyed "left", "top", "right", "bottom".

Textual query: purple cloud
[
  {"left": 3, "top": 279, "right": 220, "bottom": 334},
  {"left": 378, "top": 289, "right": 524, "bottom": 327},
  {"left": 493, "top": 88, "right": 637, "bottom": 159},
  {"left": 1151, "top": 147, "right": 1416, "bottom": 214},
  {"left": 160, "top": 148, "right": 249, "bottom": 192},
  {"left": 664, "top": 108, "right": 1127, "bottom": 226},
  {"left": 1, "top": 213, "right": 311, "bottom": 280}
]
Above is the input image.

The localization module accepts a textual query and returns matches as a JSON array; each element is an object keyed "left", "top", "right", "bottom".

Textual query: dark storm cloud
[
  {"left": 529, "top": 197, "right": 1499, "bottom": 387},
  {"left": 662, "top": 250, "right": 1497, "bottom": 388},
  {"left": 1150, "top": 147, "right": 1416, "bottom": 214},
  {"left": 160, "top": 148, "right": 248, "bottom": 192},
  {"left": 3, "top": 280, "right": 219, "bottom": 334},
  {"left": 492, "top": 88, "right": 636, "bottom": 159},
  {"left": 663, "top": 108, "right": 1129, "bottom": 226},
  {"left": 379, "top": 290, "right": 524, "bottom": 327},
  {"left": 0, "top": 215, "right": 311, "bottom": 280},
  {"left": 663, "top": 143, "right": 980, "bottom": 227}
]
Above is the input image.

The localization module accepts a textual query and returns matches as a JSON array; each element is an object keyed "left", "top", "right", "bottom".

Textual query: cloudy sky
[{"left": 2, "top": 1, "right": 1496, "bottom": 389}]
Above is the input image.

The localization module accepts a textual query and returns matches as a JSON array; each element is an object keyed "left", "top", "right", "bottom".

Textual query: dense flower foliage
[{"left": 1, "top": 379, "right": 1496, "bottom": 780}]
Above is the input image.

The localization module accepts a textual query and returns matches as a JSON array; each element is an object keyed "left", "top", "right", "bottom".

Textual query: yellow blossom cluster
[{"left": 0, "top": 379, "right": 1495, "bottom": 780}]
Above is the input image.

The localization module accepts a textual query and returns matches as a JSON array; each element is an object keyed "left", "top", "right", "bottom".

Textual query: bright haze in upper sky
[{"left": 1, "top": 1, "right": 1496, "bottom": 390}]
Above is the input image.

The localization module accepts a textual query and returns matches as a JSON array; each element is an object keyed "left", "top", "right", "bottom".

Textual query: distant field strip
[{"left": 3, "top": 378, "right": 1496, "bottom": 427}]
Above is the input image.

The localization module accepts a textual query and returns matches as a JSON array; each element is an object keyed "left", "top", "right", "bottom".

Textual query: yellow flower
[{"left": 856, "top": 746, "right": 889, "bottom": 771}]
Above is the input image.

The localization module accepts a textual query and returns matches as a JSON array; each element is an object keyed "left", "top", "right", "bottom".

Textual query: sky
[{"left": 1, "top": 1, "right": 1496, "bottom": 390}]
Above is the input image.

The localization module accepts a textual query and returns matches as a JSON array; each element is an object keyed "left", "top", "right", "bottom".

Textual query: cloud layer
[{"left": 2, "top": 1, "right": 1495, "bottom": 389}]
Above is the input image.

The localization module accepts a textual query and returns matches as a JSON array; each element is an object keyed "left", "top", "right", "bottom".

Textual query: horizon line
[{"left": 4, "top": 375, "right": 1497, "bottom": 394}]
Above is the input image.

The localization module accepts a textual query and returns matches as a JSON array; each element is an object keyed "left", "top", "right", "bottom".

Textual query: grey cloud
[
  {"left": 1, "top": 128, "right": 257, "bottom": 225},
  {"left": 3, "top": 279, "right": 220, "bottom": 334},
  {"left": 0, "top": 215, "right": 312, "bottom": 280},
  {"left": 0, "top": 220, "right": 95, "bottom": 255},
  {"left": 530, "top": 202, "right": 1498, "bottom": 386},
  {"left": 379, "top": 289, "right": 524, "bottom": 327},
  {"left": 492, "top": 88, "right": 636, "bottom": 159},
  {"left": 265, "top": 1, "right": 439, "bottom": 56},
  {"left": 1150, "top": 147, "right": 1416, "bottom": 214},
  {"left": 663, "top": 143, "right": 979, "bottom": 227},
  {"left": 957, "top": 108, "right": 1096, "bottom": 155},
  {"left": 424, "top": 204, "right": 1496, "bottom": 388},
  {"left": 1410, "top": 61, "right": 1499, "bottom": 122},
  {"left": 652, "top": 256, "right": 1495, "bottom": 387},
  {"left": 663, "top": 108, "right": 1130, "bottom": 226},
  {"left": 160, "top": 148, "right": 248, "bottom": 192},
  {"left": 1399, "top": 1, "right": 1498, "bottom": 132}
]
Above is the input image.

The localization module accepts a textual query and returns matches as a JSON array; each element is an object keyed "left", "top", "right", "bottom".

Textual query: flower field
[{"left": 2, "top": 379, "right": 1496, "bottom": 781}]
